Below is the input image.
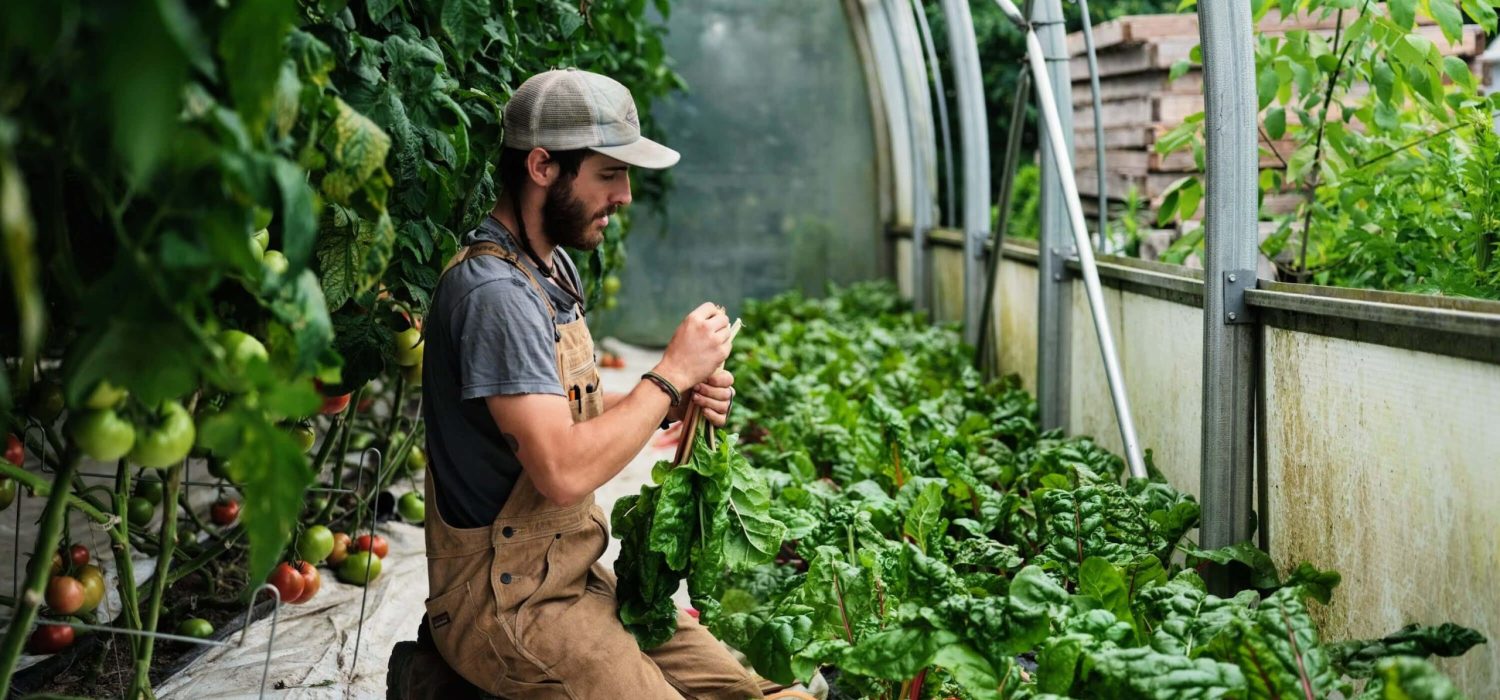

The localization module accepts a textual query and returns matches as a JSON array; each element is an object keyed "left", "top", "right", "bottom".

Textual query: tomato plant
[
  {"left": 77, "top": 565, "right": 105, "bottom": 614},
  {"left": 126, "top": 497, "right": 155, "bottom": 527},
  {"left": 0, "top": 479, "right": 15, "bottom": 511},
  {"left": 392, "top": 328, "right": 424, "bottom": 368},
  {"left": 319, "top": 393, "right": 351, "bottom": 416}
]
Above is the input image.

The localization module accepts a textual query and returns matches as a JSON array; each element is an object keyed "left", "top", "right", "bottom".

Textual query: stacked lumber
[{"left": 1064, "top": 8, "right": 1489, "bottom": 237}]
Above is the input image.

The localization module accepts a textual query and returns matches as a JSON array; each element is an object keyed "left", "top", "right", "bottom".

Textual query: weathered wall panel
[
  {"left": 1065, "top": 286, "right": 1203, "bottom": 493},
  {"left": 1264, "top": 329, "right": 1500, "bottom": 696},
  {"left": 930, "top": 247, "right": 966, "bottom": 325},
  {"left": 995, "top": 257, "right": 1039, "bottom": 393}
]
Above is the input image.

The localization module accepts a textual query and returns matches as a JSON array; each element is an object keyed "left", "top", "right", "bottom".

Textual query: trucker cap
[{"left": 502, "top": 68, "right": 680, "bottom": 170}]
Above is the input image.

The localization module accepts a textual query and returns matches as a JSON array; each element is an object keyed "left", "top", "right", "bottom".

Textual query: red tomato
[
  {"left": 69, "top": 544, "right": 89, "bottom": 568},
  {"left": 4, "top": 433, "right": 22, "bottom": 466},
  {"left": 267, "top": 562, "right": 305, "bottom": 604},
  {"left": 28, "top": 623, "right": 74, "bottom": 654},
  {"left": 320, "top": 393, "right": 351, "bottom": 415},
  {"left": 292, "top": 561, "right": 321, "bottom": 604},
  {"left": 354, "top": 534, "right": 389, "bottom": 559},
  {"left": 46, "top": 576, "right": 85, "bottom": 615},
  {"left": 210, "top": 498, "right": 240, "bottom": 526}
]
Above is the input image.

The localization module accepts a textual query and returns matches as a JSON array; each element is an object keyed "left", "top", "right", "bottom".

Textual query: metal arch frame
[
  {"left": 883, "top": 0, "right": 940, "bottom": 314},
  {"left": 990, "top": 0, "right": 1147, "bottom": 479},
  {"left": 858, "top": 0, "right": 917, "bottom": 245},
  {"left": 937, "top": 0, "right": 992, "bottom": 346},
  {"left": 910, "top": 0, "right": 958, "bottom": 230}
]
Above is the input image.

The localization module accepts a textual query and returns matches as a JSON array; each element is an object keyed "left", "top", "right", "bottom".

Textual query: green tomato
[
  {"left": 206, "top": 456, "right": 230, "bottom": 480},
  {"left": 263, "top": 249, "right": 288, "bottom": 276},
  {"left": 602, "top": 274, "right": 621, "bottom": 295},
  {"left": 129, "top": 401, "right": 196, "bottom": 469},
  {"left": 216, "top": 330, "right": 269, "bottom": 392},
  {"left": 298, "top": 525, "right": 336, "bottom": 564},
  {"left": 0, "top": 478, "right": 16, "bottom": 511},
  {"left": 397, "top": 492, "right": 425, "bottom": 524},
  {"left": 602, "top": 296, "right": 618, "bottom": 311},
  {"left": 406, "top": 446, "right": 427, "bottom": 474},
  {"left": 83, "top": 380, "right": 129, "bottom": 410},
  {"left": 177, "top": 617, "right": 214, "bottom": 639},
  {"left": 289, "top": 424, "right": 316, "bottom": 453},
  {"left": 71, "top": 409, "right": 137, "bottom": 462},
  {"left": 393, "top": 328, "right": 424, "bottom": 367},
  {"left": 127, "top": 496, "right": 155, "bottom": 527},
  {"left": 134, "top": 477, "right": 164, "bottom": 506},
  {"left": 338, "top": 550, "right": 382, "bottom": 585},
  {"left": 252, "top": 229, "right": 270, "bottom": 254}
]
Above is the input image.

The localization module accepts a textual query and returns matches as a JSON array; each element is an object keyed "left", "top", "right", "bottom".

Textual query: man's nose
[{"left": 614, "top": 176, "right": 632, "bottom": 207}]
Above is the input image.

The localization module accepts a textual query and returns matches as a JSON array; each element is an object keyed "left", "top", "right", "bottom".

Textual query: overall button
[
  {"left": 502, "top": 526, "right": 514, "bottom": 538},
  {"left": 500, "top": 573, "right": 513, "bottom": 585},
  {"left": 554, "top": 533, "right": 561, "bottom": 540}
]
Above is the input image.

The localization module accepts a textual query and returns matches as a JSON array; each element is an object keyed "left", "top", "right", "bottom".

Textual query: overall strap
[{"left": 442, "top": 241, "right": 558, "bottom": 321}]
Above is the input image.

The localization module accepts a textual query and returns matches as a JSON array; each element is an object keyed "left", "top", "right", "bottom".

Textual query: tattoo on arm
[{"left": 501, "top": 432, "right": 520, "bottom": 453}]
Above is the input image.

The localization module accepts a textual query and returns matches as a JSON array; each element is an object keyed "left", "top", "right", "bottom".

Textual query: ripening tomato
[
  {"left": 46, "top": 575, "right": 85, "bottom": 615},
  {"left": 328, "top": 532, "right": 351, "bottom": 566},
  {"left": 77, "top": 565, "right": 105, "bottom": 614},
  {"left": 354, "top": 534, "right": 389, "bottom": 559},
  {"left": 320, "top": 393, "right": 351, "bottom": 415},
  {"left": 210, "top": 498, "right": 240, "bottom": 526},
  {"left": 28, "top": 623, "right": 74, "bottom": 654},
  {"left": 292, "top": 561, "right": 321, "bottom": 604},
  {"left": 69, "top": 544, "right": 89, "bottom": 568},
  {"left": 267, "top": 562, "right": 305, "bottom": 604},
  {"left": 4, "top": 433, "right": 23, "bottom": 466},
  {"left": 393, "top": 328, "right": 423, "bottom": 367}
]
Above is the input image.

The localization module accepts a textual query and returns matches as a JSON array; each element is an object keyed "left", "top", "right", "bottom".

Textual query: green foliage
[
  {"left": 0, "top": 0, "right": 679, "bottom": 611},
  {"left": 1155, "top": 0, "right": 1500, "bottom": 298},
  {"left": 702, "top": 283, "right": 1485, "bottom": 698}
]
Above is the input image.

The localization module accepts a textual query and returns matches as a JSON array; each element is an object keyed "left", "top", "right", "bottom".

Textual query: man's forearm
[{"left": 544, "top": 380, "right": 673, "bottom": 503}]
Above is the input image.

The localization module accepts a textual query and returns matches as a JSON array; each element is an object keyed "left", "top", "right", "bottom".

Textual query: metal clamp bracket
[{"left": 1224, "top": 270, "right": 1256, "bottom": 324}]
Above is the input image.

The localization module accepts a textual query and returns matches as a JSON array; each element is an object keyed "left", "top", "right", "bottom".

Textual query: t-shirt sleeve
[{"left": 452, "top": 278, "right": 562, "bottom": 400}]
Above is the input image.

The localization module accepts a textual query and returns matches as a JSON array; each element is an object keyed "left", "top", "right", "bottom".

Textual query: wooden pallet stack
[{"left": 1064, "top": 8, "right": 1489, "bottom": 253}]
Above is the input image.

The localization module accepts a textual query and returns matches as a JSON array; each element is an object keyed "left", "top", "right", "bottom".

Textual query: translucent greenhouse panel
[{"left": 596, "top": 0, "right": 882, "bottom": 344}]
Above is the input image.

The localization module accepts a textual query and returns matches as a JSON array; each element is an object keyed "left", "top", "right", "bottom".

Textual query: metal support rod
[
  {"left": 1031, "top": 0, "right": 1075, "bottom": 434},
  {"left": 976, "top": 70, "right": 1031, "bottom": 372},
  {"left": 911, "top": 0, "right": 957, "bottom": 229},
  {"left": 939, "top": 0, "right": 991, "bottom": 348},
  {"left": 1196, "top": 0, "right": 1260, "bottom": 571},
  {"left": 995, "top": 0, "right": 1147, "bottom": 479},
  {"left": 1077, "top": 0, "right": 1109, "bottom": 250}
]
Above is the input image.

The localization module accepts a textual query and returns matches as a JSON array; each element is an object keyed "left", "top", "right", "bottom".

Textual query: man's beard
[{"left": 542, "top": 177, "right": 610, "bottom": 251}]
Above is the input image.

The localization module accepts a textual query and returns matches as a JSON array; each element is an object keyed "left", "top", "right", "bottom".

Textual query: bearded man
[{"left": 405, "top": 69, "right": 791, "bottom": 699}]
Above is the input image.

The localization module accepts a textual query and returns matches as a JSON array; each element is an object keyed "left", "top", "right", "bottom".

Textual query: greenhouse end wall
[{"left": 982, "top": 242, "right": 1498, "bottom": 696}]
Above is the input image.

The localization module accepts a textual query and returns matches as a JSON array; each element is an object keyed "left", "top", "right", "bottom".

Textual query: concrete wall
[{"left": 1264, "top": 330, "right": 1500, "bottom": 694}]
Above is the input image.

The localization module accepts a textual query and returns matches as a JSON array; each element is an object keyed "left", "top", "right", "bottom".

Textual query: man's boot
[{"left": 387, "top": 615, "right": 495, "bottom": 700}]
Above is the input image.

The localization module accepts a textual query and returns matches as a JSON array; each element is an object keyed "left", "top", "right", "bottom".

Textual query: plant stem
[
  {"left": 0, "top": 450, "right": 79, "bottom": 696},
  {"left": 166, "top": 530, "right": 245, "bottom": 588},
  {"left": 130, "top": 461, "right": 183, "bottom": 698},
  {"left": 111, "top": 459, "right": 145, "bottom": 659},
  {"left": 313, "top": 385, "right": 365, "bottom": 525},
  {"left": 1297, "top": 0, "right": 1368, "bottom": 276},
  {"left": 0, "top": 461, "right": 112, "bottom": 524}
]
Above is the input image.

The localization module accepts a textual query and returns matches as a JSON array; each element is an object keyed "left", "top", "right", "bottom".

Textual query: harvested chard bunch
[{"left": 613, "top": 318, "right": 786, "bottom": 648}]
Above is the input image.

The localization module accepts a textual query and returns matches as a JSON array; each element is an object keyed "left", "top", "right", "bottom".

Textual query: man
[{"left": 406, "top": 68, "right": 772, "bottom": 699}]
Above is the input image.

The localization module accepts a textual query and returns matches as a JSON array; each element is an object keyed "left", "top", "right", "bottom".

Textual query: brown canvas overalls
[{"left": 415, "top": 241, "right": 765, "bottom": 699}]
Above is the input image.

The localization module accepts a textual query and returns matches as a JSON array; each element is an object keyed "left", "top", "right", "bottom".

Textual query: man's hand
[
  {"left": 653, "top": 302, "right": 732, "bottom": 391},
  {"left": 670, "top": 369, "right": 735, "bottom": 427}
]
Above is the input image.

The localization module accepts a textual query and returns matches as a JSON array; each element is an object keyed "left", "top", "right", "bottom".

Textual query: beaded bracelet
[{"left": 640, "top": 371, "right": 682, "bottom": 407}]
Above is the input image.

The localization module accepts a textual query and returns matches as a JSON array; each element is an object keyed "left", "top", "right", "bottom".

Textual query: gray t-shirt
[{"left": 421, "top": 217, "right": 586, "bottom": 528}]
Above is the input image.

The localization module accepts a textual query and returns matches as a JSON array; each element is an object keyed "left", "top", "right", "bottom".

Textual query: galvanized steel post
[
  {"left": 885, "top": 0, "right": 937, "bottom": 314},
  {"left": 1197, "top": 0, "right": 1260, "bottom": 579},
  {"left": 938, "top": 0, "right": 991, "bottom": 347},
  {"left": 1032, "top": 0, "right": 1074, "bottom": 431}
]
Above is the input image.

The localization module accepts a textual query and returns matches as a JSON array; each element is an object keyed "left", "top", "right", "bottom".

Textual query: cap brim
[{"left": 590, "top": 137, "right": 680, "bottom": 170}]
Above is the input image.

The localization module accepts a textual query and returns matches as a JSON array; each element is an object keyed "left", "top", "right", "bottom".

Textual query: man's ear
[{"left": 525, "top": 147, "right": 556, "bottom": 187}]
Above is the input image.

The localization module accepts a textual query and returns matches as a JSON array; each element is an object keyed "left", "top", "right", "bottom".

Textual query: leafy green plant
[
  {"left": 686, "top": 283, "right": 1486, "bottom": 699},
  {"left": 1156, "top": 0, "right": 1500, "bottom": 297}
]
